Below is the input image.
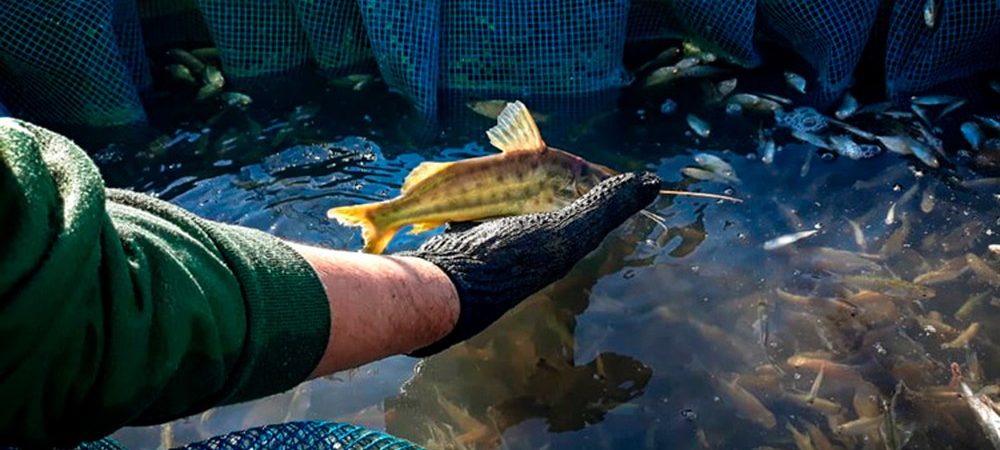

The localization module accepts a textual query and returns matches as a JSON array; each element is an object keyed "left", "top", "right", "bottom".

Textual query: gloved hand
[{"left": 403, "top": 172, "right": 661, "bottom": 356}]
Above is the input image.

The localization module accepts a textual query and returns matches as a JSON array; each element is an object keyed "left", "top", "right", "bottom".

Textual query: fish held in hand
[{"left": 328, "top": 101, "right": 738, "bottom": 253}]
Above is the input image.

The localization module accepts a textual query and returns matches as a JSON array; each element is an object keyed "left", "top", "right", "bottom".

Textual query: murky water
[{"left": 95, "top": 59, "right": 1000, "bottom": 449}]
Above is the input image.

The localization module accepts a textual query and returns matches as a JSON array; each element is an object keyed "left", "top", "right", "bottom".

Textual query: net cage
[{"left": 0, "top": 0, "right": 997, "bottom": 135}]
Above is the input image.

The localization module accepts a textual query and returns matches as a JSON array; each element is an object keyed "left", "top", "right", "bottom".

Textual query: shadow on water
[{"left": 97, "top": 70, "right": 1000, "bottom": 449}]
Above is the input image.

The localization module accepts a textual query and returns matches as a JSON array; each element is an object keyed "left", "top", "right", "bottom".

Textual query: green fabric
[{"left": 0, "top": 118, "right": 331, "bottom": 448}]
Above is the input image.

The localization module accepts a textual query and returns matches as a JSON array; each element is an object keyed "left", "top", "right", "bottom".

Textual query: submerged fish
[
  {"left": 842, "top": 275, "right": 936, "bottom": 299},
  {"left": 923, "top": 0, "right": 939, "bottom": 29},
  {"left": 763, "top": 230, "right": 818, "bottom": 251},
  {"left": 328, "top": 101, "right": 736, "bottom": 253},
  {"left": 687, "top": 114, "right": 711, "bottom": 138},
  {"left": 836, "top": 94, "right": 859, "bottom": 120},
  {"left": 784, "top": 71, "right": 807, "bottom": 94}
]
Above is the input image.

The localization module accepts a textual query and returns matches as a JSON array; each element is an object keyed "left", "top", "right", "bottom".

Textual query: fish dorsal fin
[
  {"left": 401, "top": 161, "right": 450, "bottom": 193},
  {"left": 486, "top": 101, "right": 546, "bottom": 153}
]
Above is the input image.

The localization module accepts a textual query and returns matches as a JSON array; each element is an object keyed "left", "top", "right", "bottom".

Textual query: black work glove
[{"left": 402, "top": 172, "right": 661, "bottom": 357}]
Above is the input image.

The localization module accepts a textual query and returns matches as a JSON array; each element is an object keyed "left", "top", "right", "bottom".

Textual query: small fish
[
  {"left": 962, "top": 122, "right": 985, "bottom": 151},
  {"left": 467, "top": 100, "right": 549, "bottom": 123},
  {"left": 165, "top": 64, "right": 197, "bottom": 85},
  {"left": 923, "top": 0, "right": 938, "bottom": 29},
  {"left": 195, "top": 83, "right": 222, "bottom": 102},
  {"left": 758, "top": 135, "right": 776, "bottom": 164},
  {"left": 834, "top": 416, "right": 883, "bottom": 436},
  {"left": 956, "top": 292, "right": 988, "bottom": 322},
  {"left": 920, "top": 186, "right": 935, "bottom": 213},
  {"left": 961, "top": 382, "right": 1000, "bottom": 448},
  {"left": 802, "top": 421, "right": 837, "bottom": 450},
  {"left": 910, "top": 139, "right": 940, "bottom": 168},
  {"left": 881, "top": 215, "right": 911, "bottom": 256},
  {"left": 763, "top": 229, "right": 818, "bottom": 250},
  {"left": 221, "top": 92, "right": 252, "bottom": 108},
  {"left": 885, "top": 202, "right": 897, "bottom": 225},
  {"left": 913, "top": 255, "right": 969, "bottom": 285},
  {"left": 683, "top": 41, "right": 717, "bottom": 63},
  {"left": 202, "top": 65, "right": 225, "bottom": 89},
  {"left": 784, "top": 71, "right": 807, "bottom": 94},
  {"left": 801, "top": 247, "right": 883, "bottom": 273},
  {"left": 716, "top": 78, "right": 738, "bottom": 97},
  {"left": 911, "top": 94, "right": 959, "bottom": 106},
  {"left": 693, "top": 153, "right": 739, "bottom": 182},
  {"left": 785, "top": 392, "right": 843, "bottom": 416},
  {"left": 755, "top": 300, "right": 770, "bottom": 349},
  {"left": 842, "top": 275, "right": 936, "bottom": 299},
  {"left": 835, "top": 94, "right": 859, "bottom": 120},
  {"left": 189, "top": 47, "right": 220, "bottom": 62},
  {"left": 805, "top": 364, "right": 825, "bottom": 404},
  {"left": 830, "top": 118, "right": 877, "bottom": 140},
  {"left": 329, "top": 74, "right": 375, "bottom": 90},
  {"left": 329, "top": 101, "right": 733, "bottom": 253},
  {"left": 636, "top": 46, "right": 682, "bottom": 73},
  {"left": 792, "top": 130, "right": 831, "bottom": 149},
  {"left": 756, "top": 92, "right": 793, "bottom": 105},
  {"left": 728, "top": 93, "right": 782, "bottom": 113},
  {"left": 966, "top": 253, "right": 1000, "bottom": 286},
  {"left": 643, "top": 62, "right": 726, "bottom": 88},
  {"left": 716, "top": 376, "right": 777, "bottom": 429},
  {"left": 686, "top": 114, "right": 711, "bottom": 138},
  {"left": 785, "top": 423, "right": 816, "bottom": 450},
  {"left": 938, "top": 99, "right": 967, "bottom": 121},
  {"left": 941, "top": 322, "right": 981, "bottom": 349},
  {"left": 853, "top": 385, "right": 882, "bottom": 418},
  {"left": 787, "top": 355, "right": 867, "bottom": 385},
  {"left": 166, "top": 48, "right": 206, "bottom": 75},
  {"left": 975, "top": 114, "right": 1000, "bottom": 132},
  {"left": 848, "top": 219, "right": 866, "bottom": 249},
  {"left": 682, "top": 166, "right": 726, "bottom": 182},
  {"left": 877, "top": 135, "right": 913, "bottom": 155}
]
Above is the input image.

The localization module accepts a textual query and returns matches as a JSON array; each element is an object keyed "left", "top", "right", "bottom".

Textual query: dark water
[{"left": 94, "top": 70, "right": 1000, "bottom": 450}]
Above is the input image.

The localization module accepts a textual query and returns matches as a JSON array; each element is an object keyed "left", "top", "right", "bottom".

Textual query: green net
[{"left": 0, "top": 0, "right": 148, "bottom": 128}]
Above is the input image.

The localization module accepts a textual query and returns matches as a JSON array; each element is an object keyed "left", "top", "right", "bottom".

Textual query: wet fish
[
  {"left": 728, "top": 93, "right": 783, "bottom": 113},
  {"left": 763, "top": 229, "right": 818, "bottom": 250},
  {"left": 221, "top": 92, "right": 252, "bottom": 108},
  {"left": 165, "top": 64, "right": 197, "bottom": 85},
  {"left": 636, "top": 46, "right": 682, "bottom": 73},
  {"left": 911, "top": 94, "right": 959, "bottom": 106},
  {"left": 848, "top": 219, "right": 866, "bottom": 249},
  {"left": 717, "top": 78, "right": 738, "bottom": 97},
  {"left": 835, "top": 94, "right": 859, "bottom": 120},
  {"left": 800, "top": 247, "right": 882, "bottom": 273},
  {"left": 805, "top": 363, "right": 825, "bottom": 404},
  {"left": 786, "top": 354, "right": 866, "bottom": 385},
  {"left": 792, "top": 130, "right": 831, "bottom": 150},
  {"left": 693, "top": 153, "right": 739, "bottom": 182},
  {"left": 189, "top": 47, "right": 220, "bottom": 62},
  {"left": 913, "top": 255, "right": 969, "bottom": 285},
  {"left": 938, "top": 99, "right": 967, "bottom": 121},
  {"left": 881, "top": 215, "right": 911, "bottom": 256},
  {"left": 757, "top": 131, "right": 776, "bottom": 164},
  {"left": 955, "top": 292, "right": 988, "bottom": 322},
  {"left": 687, "top": 114, "right": 711, "bottom": 138},
  {"left": 923, "top": 0, "right": 938, "bottom": 28},
  {"left": 841, "top": 275, "right": 936, "bottom": 299},
  {"left": 966, "top": 253, "right": 1000, "bottom": 286},
  {"left": 196, "top": 65, "right": 225, "bottom": 102},
  {"left": 166, "top": 48, "right": 206, "bottom": 75},
  {"left": 960, "top": 381, "right": 1000, "bottom": 448},
  {"left": 885, "top": 202, "right": 897, "bottom": 225},
  {"left": 834, "top": 416, "right": 883, "bottom": 436},
  {"left": 829, "top": 134, "right": 867, "bottom": 160},
  {"left": 802, "top": 421, "right": 836, "bottom": 450},
  {"left": 329, "top": 74, "right": 375, "bottom": 90},
  {"left": 941, "top": 322, "right": 981, "bottom": 349},
  {"left": 715, "top": 376, "right": 777, "bottom": 429},
  {"left": 328, "top": 101, "right": 733, "bottom": 253},
  {"left": 785, "top": 71, "right": 807, "bottom": 94},
  {"left": 682, "top": 166, "right": 727, "bottom": 182},
  {"left": 785, "top": 423, "right": 816, "bottom": 450},
  {"left": 643, "top": 63, "right": 727, "bottom": 88},
  {"left": 920, "top": 186, "right": 935, "bottom": 213},
  {"left": 962, "top": 122, "right": 985, "bottom": 151},
  {"left": 467, "top": 100, "right": 549, "bottom": 123}
]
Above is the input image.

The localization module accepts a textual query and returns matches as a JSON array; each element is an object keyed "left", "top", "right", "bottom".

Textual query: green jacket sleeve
[{"left": 0, "top": 118, "right": 331, "bottom": 448}]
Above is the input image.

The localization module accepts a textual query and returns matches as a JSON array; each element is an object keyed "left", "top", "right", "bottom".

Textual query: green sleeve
[{"left": 0, "top": 119, "right": 331, "bottom": 448}]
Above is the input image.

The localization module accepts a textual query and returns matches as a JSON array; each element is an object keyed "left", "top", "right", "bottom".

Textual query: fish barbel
[{"left": 328, "top": 101, "right": 739, "bottom": 253}]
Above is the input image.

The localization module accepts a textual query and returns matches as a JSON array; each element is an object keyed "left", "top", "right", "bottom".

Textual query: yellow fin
[
  {"left": 486, "top": 100, "right": 546, "bottom": 153},
  {"left": 407, "top": 221, "right": 445, "bottom": 235},
  {"left": 401, "top": 161, "right": 451, "bottom": 194},
  {"left": 327, "top": 203, "right": 399, "bottom": 254}
]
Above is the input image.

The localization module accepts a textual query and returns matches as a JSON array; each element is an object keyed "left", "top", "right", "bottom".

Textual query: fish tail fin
[{"left": 327, "top": 203, "right": 399, "bottom": 254}]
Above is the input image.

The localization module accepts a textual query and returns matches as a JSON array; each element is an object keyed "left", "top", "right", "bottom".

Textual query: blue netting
[
  {"left": 885, "top": 0, "right": 1000, "bottom": 98},
  {"left": 0, "top": 0, "right": 148, "bottom": 128},
  {"left": 2, "top": 0, "right": 1000, "bottom": 131},
  {"left": 758, "top": 0, "right": 882, "bottom": 106}
]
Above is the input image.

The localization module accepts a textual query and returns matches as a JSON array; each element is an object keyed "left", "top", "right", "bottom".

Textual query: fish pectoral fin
[
  {"left": 486, "top": 100, "right": 547, "bottom": 153},
  {"left": 407, "top": 221, "right": 445, "bottom": 235},
  {"left": 364, "top": 225, "right": 401, "bottom": 255},
  {"left": 401, "top": 161, "right": 452, "bottom": 193}
]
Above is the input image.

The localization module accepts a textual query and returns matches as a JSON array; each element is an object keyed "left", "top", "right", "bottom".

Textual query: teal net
[
  {"left": 1, "top": 0, "right": 999, "bottom": 131},
  {"left": 70, "top": 422, "right": 421, "bottom": 450},
  {"left": 0, "top": 0, "right": 148, "bottom": 129}
]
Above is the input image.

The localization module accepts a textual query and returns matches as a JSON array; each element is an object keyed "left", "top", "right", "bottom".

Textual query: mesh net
[
  {"left": 71, "top": 421, "right": 421, "bottom": 450},
  {"left": 885, "top": 0, "right": 1000, "bottom": 98},
  {"left": 0, "top": 0, "right": 148, "bottom": 128},
  {"left": 1, "top": 0, "right": 999, "bottom": 130}
]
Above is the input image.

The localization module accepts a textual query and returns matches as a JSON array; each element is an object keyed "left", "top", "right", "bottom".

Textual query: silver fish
[
  {"left": 758, "top": 133, "right": 776, "bottom": 164},
  {"left": 717, "top": 78, "right": 738, "bottom": 97},
  {"left": 975, "top": 114, "right": 1000, "bottom": 132},
  {"left": 911, "top": 94, "right": 960, "bottom": 106},
  {"left": 763, "top": 229, "right": 819, "bottom": 250},
  {"left": 785, "top": 71, "right": 807, "bottom": 94},
  {"left": 221, "top": 92, "right": 252, "bottom": 108},
  {"left": 829, "top": 135, "right": 865, "bottom": 160},
  {"left": 962, "top": 122, "right": 985, "bottom": 150},
  {"left": 728, "top": 93, "right": 783, "bottom": 113},
  {"left": 938, "top": 99, "right": 967, "bottom": 121},
  {"left": 923, "top": 0, "right": 938, "bottom": 29},
  {"left": 909, "top": 138, "right": 940, "bottom": 168},
  {"left": 835, "top": 94, "right": 859, "bottom": 120},
  {"left": 792, "top": 130, "right": 831, "bottom": 150},
  {"left": 687, "top": 114, "right": 711, "bottom": 138},
  {"left": 682, "top": 167, "right": 726, "bottom": 182}
]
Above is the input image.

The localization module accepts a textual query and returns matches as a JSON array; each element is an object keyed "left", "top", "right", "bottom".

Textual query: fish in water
[
  {"left": 763, "top": 229, "right": 818, "bottom": 251},
  {"left": 328, "top": 101, "right": 738, "bottom": 253},
  {"left": 835, "top": 94, "right": 859, "bottom": 120},
  {"left": 923, "top": 0, "right": 939, "bottom": 29},
  {"left": 784, "top": 71, "right": 807, "bottom": 94},
  {"left": 687, "top": 114, "right": 711, "bottom": 138}
]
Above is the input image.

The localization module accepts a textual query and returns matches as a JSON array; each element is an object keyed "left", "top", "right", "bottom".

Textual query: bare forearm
[{"left": 290, "top": 244, "right": 460, "bottom": 376}]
